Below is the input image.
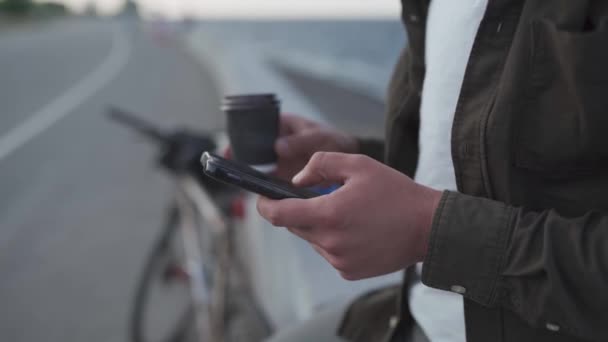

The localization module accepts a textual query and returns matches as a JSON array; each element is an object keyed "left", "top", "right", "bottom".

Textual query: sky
[{"left": 38, "top": 0, "right": 401, "bottom": 19}]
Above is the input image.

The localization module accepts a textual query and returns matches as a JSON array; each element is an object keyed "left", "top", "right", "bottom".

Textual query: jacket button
[
  {"left": 546, "top": 323, "right": 560, "bottom": 332},
  {"left": 409, "top": 14, "right": 419, "bottom": 23},
  {"left": 450, "top": 285, "right": 467, "bottom": 294},
  {"left": 389, "top": 316, "right": 399, "bottom": 329}
]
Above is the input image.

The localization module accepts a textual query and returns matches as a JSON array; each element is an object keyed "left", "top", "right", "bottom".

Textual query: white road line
[{"left": 0, "top": 26, "right": 131, "bottom": 162}]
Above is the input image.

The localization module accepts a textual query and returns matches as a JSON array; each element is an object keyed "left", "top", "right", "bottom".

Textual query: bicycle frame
[
  {"left": 106, "top": 107, "right": 271, "bottom": 341},
  {"left": 173, "top": 174, "right": 231, "bottom": 342}
]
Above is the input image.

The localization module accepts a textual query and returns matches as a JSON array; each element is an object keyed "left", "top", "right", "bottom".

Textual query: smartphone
[{"left": 201, "top": 152, "right": 320, "bottom": 200}]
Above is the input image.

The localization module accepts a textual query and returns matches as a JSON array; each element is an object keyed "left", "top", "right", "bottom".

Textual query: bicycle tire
[
  {"left": 130, "top": 194, "right": 270, "bottom": 342},
  {"left": 130, "top": 205, "right": 197, "bottom": 342}
]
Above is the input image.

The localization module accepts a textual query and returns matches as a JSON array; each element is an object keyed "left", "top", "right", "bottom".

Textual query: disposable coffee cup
[{"left": 222, "top": 93, "right": 280, "bottom": 173}]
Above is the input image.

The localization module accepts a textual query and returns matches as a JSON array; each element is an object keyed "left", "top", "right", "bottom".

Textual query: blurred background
[{"left": 0, "top": 0, "right": 406, "bottom": 340}]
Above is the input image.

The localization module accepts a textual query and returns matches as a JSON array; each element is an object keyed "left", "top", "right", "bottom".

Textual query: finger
[
  {"left": 310, "top": 243, "right": 348, "bottom": 273},
  {"left": 279, "top": 113, "right": 316, "bottom": 136},
  {"left": 292, "top": 152, "right": 363, "bottom": 187},
  {"left": 256, "top": 196, "right": 321, "bottom": 228},
  {"left": 287, "top": 227, "right": 315, "bottom": 244},
  {"left": 273, "top": 158, "right": 305, "bottom": 181},
  {"left": 222, "top": 146, "right": 232, "bottom": 159},
  {"left": 275, "top": 130, "right": 320, "bottom": 159},
  {"left": 279, "top": 114, "right": 295, "bottom": 136},
  {"left": 311, "top": 243, "right": 331, "bottom": 259}
]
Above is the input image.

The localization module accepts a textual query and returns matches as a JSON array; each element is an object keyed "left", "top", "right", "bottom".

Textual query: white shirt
[{"left": 409, "top": 0, "right": 488, "bottom": 341}]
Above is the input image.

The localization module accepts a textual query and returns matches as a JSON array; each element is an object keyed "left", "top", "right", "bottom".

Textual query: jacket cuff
[
  {"left": 421, "top": 191, "right": 515, "bottom": 307},
  {"left": 357, "top": 138, "right": 384, "bottom": 162}
]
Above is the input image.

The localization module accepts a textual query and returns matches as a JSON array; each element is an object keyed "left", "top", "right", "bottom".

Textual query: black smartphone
[{"left": 200, "top": 152, "right": 320, "bottom": 200}]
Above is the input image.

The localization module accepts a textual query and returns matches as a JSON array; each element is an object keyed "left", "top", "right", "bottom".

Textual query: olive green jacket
[{"left": 346, "top": 1, "right": 608, "bottom": 341}]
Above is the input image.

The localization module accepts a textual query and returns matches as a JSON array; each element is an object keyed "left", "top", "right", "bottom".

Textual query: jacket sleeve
[
  {"left": 357, "top": 138, "right": 384, "bottom": 162},
  {"left": 421, "top": 191, "right": 608, "bottom": 341}
]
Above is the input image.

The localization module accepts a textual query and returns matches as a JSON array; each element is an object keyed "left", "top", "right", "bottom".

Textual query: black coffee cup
[{"left": 222, "top": 93, "right": 280, "bottom": 171}]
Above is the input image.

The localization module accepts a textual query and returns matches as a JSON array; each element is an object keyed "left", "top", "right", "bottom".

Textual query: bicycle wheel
[
  {"left": 130, "top": 187, "right": 267, "bottom": 342},
  {"left": 130, "top": 205, "right": 205, "bottom": 342}
]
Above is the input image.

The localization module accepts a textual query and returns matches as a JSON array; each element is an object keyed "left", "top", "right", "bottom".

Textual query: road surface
[{"left": 0, "top": 18, "right": 224, "bottom": 342}]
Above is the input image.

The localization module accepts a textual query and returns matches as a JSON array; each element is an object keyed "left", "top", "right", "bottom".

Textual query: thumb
[{"left": 292, "top": 152, "right": 357, "bottom": 187}]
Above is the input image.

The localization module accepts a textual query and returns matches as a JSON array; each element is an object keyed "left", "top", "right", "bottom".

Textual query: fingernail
[
  {"left": 292, "top": 170, "right": 304, "bottom": 184},
  {"left": 276, "top": 138, "right": 289, "bottom": 156}
]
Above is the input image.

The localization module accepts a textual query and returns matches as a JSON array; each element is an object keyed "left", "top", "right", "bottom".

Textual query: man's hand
[
  {"left": 274, "top": 114, "right": 358, "bottom": 180},
  {"left": 257, "top": 152, "right": 442, "bottom": 280}
]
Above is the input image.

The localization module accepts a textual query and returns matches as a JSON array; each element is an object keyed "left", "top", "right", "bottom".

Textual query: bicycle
[{"left": 107, "top": 107, "right": 272, "bottom": 342}]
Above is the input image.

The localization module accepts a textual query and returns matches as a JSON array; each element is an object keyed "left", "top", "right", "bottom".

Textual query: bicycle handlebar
[
  {"left": 106, "top": 105, "right": 221, "bottom": 180},
  {"left": 105, "top": 105, "right": 236, "bottom": 211},
  {"left": 106, "top": 106, "right": 169, "bottom": 143}
]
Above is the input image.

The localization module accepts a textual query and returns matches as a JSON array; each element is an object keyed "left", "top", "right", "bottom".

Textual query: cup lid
[{"left": 222, "top": 93, "right": 279, "bottom": 110}]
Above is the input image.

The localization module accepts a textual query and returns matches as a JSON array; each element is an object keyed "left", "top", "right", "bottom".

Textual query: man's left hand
[{"left": 257, "top": 152, "right": 442, "bottom": 280}]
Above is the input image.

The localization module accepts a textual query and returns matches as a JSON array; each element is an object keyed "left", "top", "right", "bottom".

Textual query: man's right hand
[{"left": 274, "top": 114, "right": 358, "bottom": 180}]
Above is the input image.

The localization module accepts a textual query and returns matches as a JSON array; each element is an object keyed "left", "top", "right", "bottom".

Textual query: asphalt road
[{"left": 0, "top": 18, "right": 224, "bottom": 342}]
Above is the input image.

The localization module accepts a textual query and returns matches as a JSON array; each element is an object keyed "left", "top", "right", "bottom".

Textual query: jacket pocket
[{"left": 515, "top": 18, "right": 608, "bottom": 177}]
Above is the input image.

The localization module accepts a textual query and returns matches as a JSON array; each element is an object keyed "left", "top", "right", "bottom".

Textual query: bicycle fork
[{"left": 176, "top": 175, "right": 230, "bottom": 342}]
